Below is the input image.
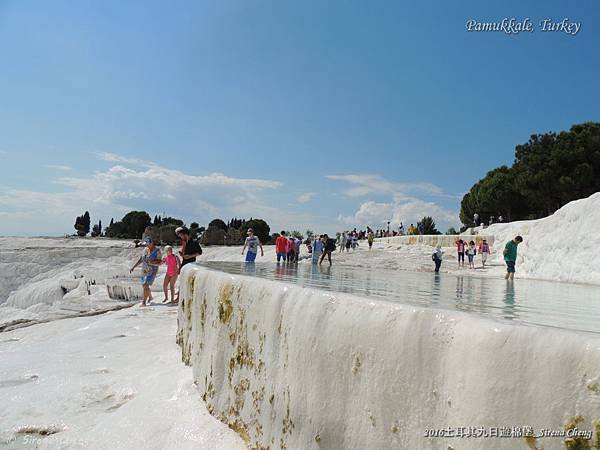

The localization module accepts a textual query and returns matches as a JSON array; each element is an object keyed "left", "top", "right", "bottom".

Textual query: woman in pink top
[{"left": 162, "top": 245, "right": 181, "bottom": 304}]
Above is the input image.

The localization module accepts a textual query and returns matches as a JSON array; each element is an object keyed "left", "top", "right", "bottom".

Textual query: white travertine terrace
[{"left": 177, "top": 266, "right": 600, "bottom": 450}]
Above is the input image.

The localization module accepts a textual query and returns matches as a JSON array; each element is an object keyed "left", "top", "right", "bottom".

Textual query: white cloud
[
  {"left": 96, "top": 152, "right": 151, "bottom": 166},
  {"left": 330, "top": 173, "right": 459, "bottom": 232},
  {"left": 338, "top": 198, "right": 459, "bottom": 231},
  {"left": 45, "top": 164, "right": 73, "bottom": 171},
  {"left": 327, "top": 174, "right": 444, "bottom": 197},
  {"left": 297, "top": 192, "right": 315, "bottom": 203},
  {"left": 0, "top": 153, "right": 284, "bottom": 236}
]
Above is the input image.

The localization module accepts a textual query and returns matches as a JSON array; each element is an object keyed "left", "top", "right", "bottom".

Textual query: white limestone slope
[
  {"left": 0, "top": 238, "right": 136, "bottom": 307},
  {"left": 478, "top": 192, "right": 600, "bottom": 285},
  {"left": 177, "top": 266, "right": 600, "bottom": 450},
  {"left": 0, "top": 303, "right": 245, "bottom": 450}
]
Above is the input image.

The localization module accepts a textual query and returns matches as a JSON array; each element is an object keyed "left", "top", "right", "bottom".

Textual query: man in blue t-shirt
[{"left": 503, "top": 235, "right": 523, "bottom": 281}]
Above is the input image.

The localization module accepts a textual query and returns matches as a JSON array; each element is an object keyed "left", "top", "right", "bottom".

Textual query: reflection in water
[
  {"left": 502, "top": 282, "right": 518, "bottom": 321},
  {"left": 195, "top": 262, "right": 600, "bottom": 333},
  {"left": 430, "top": 273, "right": 441, "bottom": 305},
  {"left": 455, "top": 276, "right": 464, "bottom": 300}
]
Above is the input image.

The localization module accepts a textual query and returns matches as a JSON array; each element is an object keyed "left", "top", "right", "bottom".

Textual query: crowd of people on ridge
[{"left": 129, "top": 223, "right": 525, "bottom": 306}]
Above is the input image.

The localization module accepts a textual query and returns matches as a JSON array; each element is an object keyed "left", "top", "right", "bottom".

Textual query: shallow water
[{"left": 197, "top": 262, "right": 600, "bottom": 334}]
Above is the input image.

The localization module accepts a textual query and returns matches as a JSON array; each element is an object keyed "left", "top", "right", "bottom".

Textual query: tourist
[
  {"left": 286, "top": 236, "right": 295, "bottom": 263},
  {"left": 176, "top": 226, "right": 203, "bottom": 269},
  {"left": 312, "top": 235, "right": 323, "bottom": 264},
  {"left": 241, "top": 228, "right": 264, "bottom": 262},
  {"left": 489, "top": 216, "right": 494, "bottom": 226},
  {"left": 339, "top": 231, "right": 348, "bottom": 253},
  {"left": 503, "top": 235, "right": 523, "bottom": 281},
  {"left": 275, "top": 231, "right": 288, "bottom": 263},
  {"left": 367, "top": 230, "right": 374, "bottom": 250},
  {"left": 432, "top": 245, "right": 443, "bottom": 273},
  {"left": 142, "top": 226, "right": 152, "bottom": 242},
  {"left": 319, "top": 234, "right": 336, "bottom": 266},
  {"left": 351, "top": 232, "right": 358, "bottom": 250},
  {"left": 478, "top": 239, "right": 491, "bottom": 268},
  {"left": 294, "top": 236, "right": 302, "bottom": 261},
  {"left": 456, "top": 239, "right": 466, "bottom": 268},
  {"left": 466, "top": 240, "right": 477, "bottom": 269},
  {"left": 399, "top": 222, "right": 405, "bottom": 235},
  {"left": 161, "top": 245, "right": 180, "bottom": 304},
  {"left": 498, "top": 215, "right": 504, "bottom": 223},
  {"left": 474, "top": 213, "right": 479, "bottom": 226},
  {"left": 130, "top": 237, "right": 162, "bottom": 306}
]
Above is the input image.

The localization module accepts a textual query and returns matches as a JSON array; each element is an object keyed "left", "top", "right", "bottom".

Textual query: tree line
[
  {"left": 460, "top": 122, "right": 600, "bottom": 225},
  {"left": 73, "top": 210, "right": 271, "bottom": 245}
]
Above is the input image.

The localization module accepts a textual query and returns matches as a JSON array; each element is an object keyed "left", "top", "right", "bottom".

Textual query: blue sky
[{"left": 1, "top": 0, "right": 599, "bottom": 236}]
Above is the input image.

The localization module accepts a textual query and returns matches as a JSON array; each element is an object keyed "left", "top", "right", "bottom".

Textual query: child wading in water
[
  {"left": 466, "top": 240, "right": 477, "bottom": 269},
  {"left": 162, "top": 245, "right": 181, "bottom": 304}
]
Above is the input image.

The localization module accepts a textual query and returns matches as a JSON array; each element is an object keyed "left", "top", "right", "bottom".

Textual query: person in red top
[{"left": 275, "top": 231, "right": 288, "bottom": 263}]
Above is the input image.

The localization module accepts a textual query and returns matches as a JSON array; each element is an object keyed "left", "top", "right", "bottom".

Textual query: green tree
[
  {"left": 105, "top": 221, "right": 126, "bottom": 238},
  {"left": 445, "top": 227, "right": 458, "bottom": 235},
  {"left": 240, "top": 219, "right": 271, "bottom": 244},
  {"left": 105, "top": 211, "right": 151, "bottom": 239},
  {"left": 461, "top": 122, "right": 600, "bottom": 225},
  {"left": 417, "top": 216, "right": 440, "bottom": 235},
  {"left": 74, "top": 211, "right": 91, "bottom": 236},
  {"left": 121, "top": 211, "right": 152, "bottom": 238},
  {"left": 208, "top": 218, "right": 228, "bottom": 231},
  {"left": 161, "top": 216, "right": 184, "bottom": 227}
]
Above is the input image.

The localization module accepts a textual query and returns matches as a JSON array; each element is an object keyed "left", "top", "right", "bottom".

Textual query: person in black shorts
[
  {"left": 175, "top": 226, "right": 202, "bottom": 269},
  {"left": 319, "top": 234, "right": 336, "bottom": 266}
]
